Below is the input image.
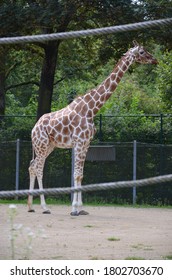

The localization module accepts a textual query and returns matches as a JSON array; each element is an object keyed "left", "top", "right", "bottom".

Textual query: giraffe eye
[{"left": 139, "top": 50, "right": 144, "bottom": 55}]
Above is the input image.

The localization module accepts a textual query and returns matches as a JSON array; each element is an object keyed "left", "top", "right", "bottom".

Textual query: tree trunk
[
  {"left": 37, "top": 41, "right": 59, "bottom": 120},
  {"left": 0, "top": 47, "right": 6, "bottom": 117}
]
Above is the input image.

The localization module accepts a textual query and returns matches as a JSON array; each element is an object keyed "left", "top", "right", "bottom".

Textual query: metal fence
[
  {"left": 1, "top": 113, "right": 172, "bottom": 144},
  {"left": 0, "top": 139, "right": 172, "bottom": 205},
  {"left": 95, "top": 114, "right": 172, "bottom": 144}
]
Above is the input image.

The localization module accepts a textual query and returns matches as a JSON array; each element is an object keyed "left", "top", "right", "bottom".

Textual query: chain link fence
[
  {"left": 0, "top": 138, "right": 172, "bottom": 205},
  {"left": 1, "top": 113, "right": 172, "bottom": 143},
  {"left": 0, "top": 114, "right": 172, "bottom": 204},
  {"left": 95, "top": 114, "right": 172, "bottom": 144}
]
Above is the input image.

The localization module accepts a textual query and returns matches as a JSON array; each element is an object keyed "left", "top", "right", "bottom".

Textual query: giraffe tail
[{"left": 30, "top": 143, "right": 35, "bottom": 165}]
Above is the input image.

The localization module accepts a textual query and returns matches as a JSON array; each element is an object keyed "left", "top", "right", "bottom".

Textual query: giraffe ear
[{"left": 133, "top": 40, "right": 139, "bottom": 47}]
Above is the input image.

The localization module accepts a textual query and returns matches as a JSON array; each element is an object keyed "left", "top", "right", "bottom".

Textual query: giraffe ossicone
[{"left": 28, "top": 41, "right": 157, "bottom": 215}]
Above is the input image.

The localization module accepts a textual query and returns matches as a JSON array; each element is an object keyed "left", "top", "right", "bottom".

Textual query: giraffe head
[{"left": 130, "top": 40, "right": 158, "bottom": 65}]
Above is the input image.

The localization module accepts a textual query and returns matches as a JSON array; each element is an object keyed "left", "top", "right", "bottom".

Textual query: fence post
[
  {"left": 133, "top": 140, "right": 137, "bottom": 204},
  {"left": 71, "top": 148, "right": 75, "bottom": 202},
  {"left": 98, "top": 114, "right": 103, "bottom": 142},
  {"left": 160, "top": 113, "right": 163, "bottom": 144},
  {"left": 15, "top": 138, "right": 20, "bottom": 199}
]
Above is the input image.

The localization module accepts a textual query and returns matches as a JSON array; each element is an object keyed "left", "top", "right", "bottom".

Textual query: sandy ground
[{"left": 0, "top": 204, "right": 172, "bottom": 260}]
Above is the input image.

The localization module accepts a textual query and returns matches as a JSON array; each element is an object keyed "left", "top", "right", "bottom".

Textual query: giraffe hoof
[
  {"left": 79, "top": 210, "right": 89, "bottom": 215},
  {"left": 28, "top": 209, "right": 35, "bottom": 213},
  {"left": 70, "top": 211, "right": 79, "bottom": 216},
  {"left": 43, "top": 210, "right": 51, "bottom": 214}
]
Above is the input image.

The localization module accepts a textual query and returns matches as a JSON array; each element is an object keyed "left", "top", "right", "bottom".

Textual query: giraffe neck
[{"left": 85, "top": 51, "right": 135, "bottom": 116}]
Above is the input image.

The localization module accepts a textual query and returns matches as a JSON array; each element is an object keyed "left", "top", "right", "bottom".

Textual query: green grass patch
[
  {"left": 125, "top": 256, "right": 145, "bottom": 260},
  {"left": 0, "top": 198, "right": 172, "bottom": 208},
  {"left": 107, "top": 237, "right": 120, "bottom": 242},
  {"left": 89, "top": 256, "right": 99, "bottom": 260},
  {"left": 131, "top": 243, "right": 153, "bottom": 251},
  {"left": 163, "top": 255, "right": 172, "bottom": 260},
  {"left": 84, "top": 225, "right": 94, "bottom": 228},
  {"left": 0, "top": 197, "right": 71, "bottom": 206}
]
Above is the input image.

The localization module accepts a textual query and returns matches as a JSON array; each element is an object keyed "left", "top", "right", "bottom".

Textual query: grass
[
  {"left": 90, "top": 256, "right": 99, "bottom": 260},
  {"left": 107, "top": 237, "right": 120, "bottom": 242},
  {"left": 131, "top": 243, "right": 153, "bottom": 251},
  {"left": 163, "top": 255, "right": 172, "bottom": 260},
  {"left": 0, "top": 198, "right": 172, "bottom": 208},
  {"left": 0, "top": 198, "right": 70, "bottom": 206},
  {"left": 125, "top": 256, "right": 145, "bottom": 260},
  {"left": 84, "top": 225, "right": 94, "bottom": 228},
  {"left": 51, "top": 256, "right": 64, "bottom": 260}
]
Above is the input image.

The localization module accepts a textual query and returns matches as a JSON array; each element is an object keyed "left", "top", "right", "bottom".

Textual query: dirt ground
[{"left": 0, "top": 204, "right": 172, "bottom": 260}]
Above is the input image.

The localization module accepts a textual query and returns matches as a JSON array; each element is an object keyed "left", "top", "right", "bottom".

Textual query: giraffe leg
[
  {"left": 70, "top": 145, "right": 89, "bottom": 216},
  {"left": 78, "top": 191, "right": 89, "bottom": 215},
  {"left": 71, "top": 177, "right": 89, "bottom": 216},
  {"left": 28, "top": 160, "right": 36, "bottom": 212},
  {"left": 38, "top": 182, "right": 51, "bottom": 214},
  {"left": 71, "top": 178, "right": 82, "bottom": 216},
  {"left": 36, "top": 158, "right": 51, "bottom": 214},
  {"left": 28, "top": 177, "right": 36, "bottom": 212}
]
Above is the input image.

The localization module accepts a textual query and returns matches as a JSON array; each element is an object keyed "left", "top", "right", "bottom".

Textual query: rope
[
  {"left": 0, "top": 174, "right": 172, "bottom": 199},
  {"left": 0, "top": 18, "right": 171, "bottom": 45}
]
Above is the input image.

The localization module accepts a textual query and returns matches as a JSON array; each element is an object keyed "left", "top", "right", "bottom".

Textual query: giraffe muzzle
[{"left": 151, "top": 58, "right": 158, "bottom": 64}]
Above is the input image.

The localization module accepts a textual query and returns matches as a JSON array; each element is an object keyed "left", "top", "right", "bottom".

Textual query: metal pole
[
  {"left": 99, "top": 114, "right": 103, "bottom": 142},
  {"left": 160, "top": 113, "right": 163, "bottom": 144},
  {"left": 15, "top": 138, "right": 20, "bottom": 199},
  {"left": 133, "top": 140, "right": 137, "bottom": 204},
  {"left": 71, "top": 148, "right": 75, "bottom": 202}
]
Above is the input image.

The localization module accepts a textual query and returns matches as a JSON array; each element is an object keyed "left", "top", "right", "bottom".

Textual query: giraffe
[{"left": 28, "top": 41, "right": 157, "bottom": 215}]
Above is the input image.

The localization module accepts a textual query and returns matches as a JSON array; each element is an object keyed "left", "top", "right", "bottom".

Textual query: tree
[
  {"left": 155, "top": 49, "right": 172, "bottom": 110},
  {"left": 0, "top": 0, "right": 145, "bottom": 119},
  {"left": 1, "top": 0, "right": 171, "bottom": 120},
  {"left": 135, "top": 0, "right": 172, "bottom": 49},
  {"left": 0, "top": 47, "right": 6, "bottom": 116}
]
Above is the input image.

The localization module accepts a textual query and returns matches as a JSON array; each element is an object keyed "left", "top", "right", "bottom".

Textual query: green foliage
[
  {"left": 5, "top": 48, "right": 41, "bottom": 107},
  {"left": 155, "top": 50, "right": 172, "bottom": 110},
  {"left": 0, "top": 0, "right": 171, "bottom": 119}
]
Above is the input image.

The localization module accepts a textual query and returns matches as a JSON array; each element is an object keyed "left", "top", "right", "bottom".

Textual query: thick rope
[
  {"left": 0, "top": 174, "right": 172, "bottom": 199},
  {"left": 0, "top": 18, "right": 171, "bottom": 45}
]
